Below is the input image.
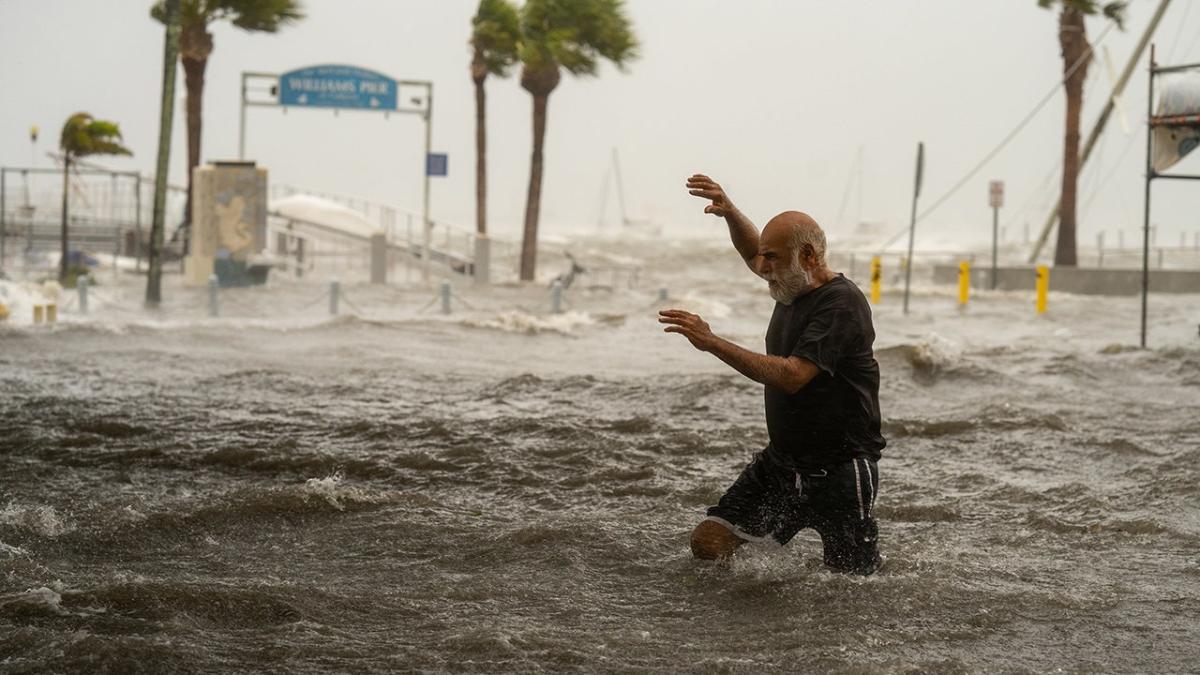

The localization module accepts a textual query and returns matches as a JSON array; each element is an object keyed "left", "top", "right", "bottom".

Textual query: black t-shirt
[{"left": 764, "top": 274, "right": 885, "bottom": 470}]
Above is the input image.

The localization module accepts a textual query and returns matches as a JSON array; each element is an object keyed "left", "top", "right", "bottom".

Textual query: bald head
[{"left": 761, "top": 211, "right": 827, "bottom": 266}]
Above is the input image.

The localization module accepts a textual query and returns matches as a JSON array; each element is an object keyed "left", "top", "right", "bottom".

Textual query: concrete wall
[{"left": 932, "top": 265, "right": 1200, "bottom": 295}]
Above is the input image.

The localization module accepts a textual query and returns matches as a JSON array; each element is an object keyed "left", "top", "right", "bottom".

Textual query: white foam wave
[
  {"left": 0, "top": 540, "right": 29, "bottom": 557},
  {"left": 302, "top": 472, "right": 384, "bottom": 511},
  {"left": 911, "top": 333, "right": 964, "bottom": 372},
  {"left": 0, "top": 280, "right": 62, "bottom": 326},
  {"left": 0, "top": 586, "right": 65, "bottom": 614},
  {"left": 669, "top": 293, "right": 732, "bottom": 319},
  {"left": 0, "top": 502, "right": 74, "bottom": 537},
  {"left": 465, "top": 310, "right": 595, "bottom": 335}
]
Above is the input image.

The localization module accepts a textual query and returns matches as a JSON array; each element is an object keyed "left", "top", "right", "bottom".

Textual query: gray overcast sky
[{"left": 1, "top": 0, "right": 1198, "bottom": 251}]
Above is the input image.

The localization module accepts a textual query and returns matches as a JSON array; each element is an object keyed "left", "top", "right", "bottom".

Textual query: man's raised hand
[
  {"left": 659, "top": 309, "right": 716, "bottom": 352},
  {"left": 687, "top": 174, "right": 733, "bottom": 218}
]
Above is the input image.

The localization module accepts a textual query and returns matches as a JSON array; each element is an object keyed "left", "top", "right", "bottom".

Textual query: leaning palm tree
[
  {"left": 471, "top": 0, "right": 522, "bottom": 237},
  {"left": 150, "top": 0, "right": 303, "bottom": 251},
  {"left": 58, "top": 113, "right": 132, "bottom": 284},
  {"left": 1038, "top": 0, "right": 1126, "bottom": 267},
  {"left": 517, "top": 0, "right": 638, "bottom": 281}
]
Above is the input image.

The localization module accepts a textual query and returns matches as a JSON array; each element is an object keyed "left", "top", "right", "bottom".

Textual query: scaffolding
[{"left": 1141, "top": 45, "right": 1200, "bottom": 346}]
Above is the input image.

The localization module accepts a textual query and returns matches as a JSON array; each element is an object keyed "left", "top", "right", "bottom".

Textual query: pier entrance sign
[
  {"left": 279, "top": 65, "right": 398, "bottom": 111},
  {"left": 239, "top": 63, "right": 439, "bottom": 281}
]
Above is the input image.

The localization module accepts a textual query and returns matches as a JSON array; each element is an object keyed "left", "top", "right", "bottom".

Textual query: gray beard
[{"left": 766, "top": 265, "right": 814, "bottom": 304}]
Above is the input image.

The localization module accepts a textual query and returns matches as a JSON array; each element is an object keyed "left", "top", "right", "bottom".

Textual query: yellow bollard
[
  {"left": 46, "top": 304, "right": 57, "bottom": 324},
  {"left": 1036, "top": 265, "right": 1049, "bottom": 314},
  {"left": 870, "top": 256, "right": 882, "bottom": 304},
  {"left": 958, "top": 261, "right": 970, "bottom": 308},
  {"left": 33, "top": 305, "right": 44, "bottom": 324}
]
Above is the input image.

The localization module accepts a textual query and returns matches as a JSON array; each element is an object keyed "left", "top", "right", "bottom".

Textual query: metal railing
[{"left": 268, "top": 183, "right": 521, "bottom": 278}]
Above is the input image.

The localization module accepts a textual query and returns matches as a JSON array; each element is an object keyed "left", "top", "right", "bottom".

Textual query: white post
[
  {"left": 329, "top": 279, "right": 339, "bottom": 315},
  {"left": 440, "top": 280, "right": 451, "bottom": 315},
  {"left": 551, "top": 280, "right": 563, "bottom": 314},
  {"left": 474, "top": 233, "right": 490, "bottom": 285},
  {"left": 208, "top": 274, "right": 219, "bottom": 317},
  {"left": 78, "top": 276, "right": 89, "bottom": 314}
]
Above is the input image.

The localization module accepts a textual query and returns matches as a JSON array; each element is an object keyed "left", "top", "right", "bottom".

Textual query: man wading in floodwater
[{"left": 658, "top": 174, "right": 885, "bottom": 575}]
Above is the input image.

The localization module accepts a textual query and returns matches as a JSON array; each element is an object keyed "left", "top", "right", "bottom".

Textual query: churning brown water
[{"left": 2, "top": 238, "right": 1199, "bottom": 673}]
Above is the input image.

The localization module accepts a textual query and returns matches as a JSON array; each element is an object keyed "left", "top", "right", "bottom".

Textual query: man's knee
[{"left": 690, "top": 519, "right": 744, "bottom": 560}]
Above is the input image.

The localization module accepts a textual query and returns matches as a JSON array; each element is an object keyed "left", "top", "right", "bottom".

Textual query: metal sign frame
[
  {"left": 238, "top": 66, "right": 439, "bottom": 281},
  {"left": 1140, "top": 45, "right": 1200, "bottom": 347}
]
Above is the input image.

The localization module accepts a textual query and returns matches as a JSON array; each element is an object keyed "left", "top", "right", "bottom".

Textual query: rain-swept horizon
[{"left": 2, "top": 0, "right": 1200, "bottom": 250}]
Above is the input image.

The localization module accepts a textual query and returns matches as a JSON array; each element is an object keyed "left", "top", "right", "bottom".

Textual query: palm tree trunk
[
  {"left": 181, "top": 52, "right": 207, "bottom": 256},
  {"left": 146, "top": 0, "right": 182, "bottom": 308},
  {"left": 59, "top": 157, "right": 70, "bottom": 283},
  {"left": 1055, "top": 7, "right": 1088, "bottom": 267},
  {"left": 474, "top": 72, "right": 488, "bottom": 236},
  {"left": 520, "top": 93, "right": 550, "bottom": 281}
]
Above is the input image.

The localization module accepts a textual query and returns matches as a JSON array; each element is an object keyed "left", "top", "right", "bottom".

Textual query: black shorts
[{"left": 705, "top": 450, "right": 881, "bottom": 575}]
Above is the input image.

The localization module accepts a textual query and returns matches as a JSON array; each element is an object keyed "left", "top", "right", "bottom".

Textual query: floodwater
[{"left": 2, "top": 237, "right": 1199, "bottom": 673}]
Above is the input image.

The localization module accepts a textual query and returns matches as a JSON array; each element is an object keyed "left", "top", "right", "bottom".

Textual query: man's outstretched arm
[
  {"left": 686, "top": 174, "right": 760, "bottom": 273},
  {"left": 658, "top": 309, "right": 820, "bottom": 394}
]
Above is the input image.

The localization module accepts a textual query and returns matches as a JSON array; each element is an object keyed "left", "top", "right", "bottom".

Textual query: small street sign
[
  {"left": 989, "top": 180, "right": 1005, "bottom": 208},
  {"left": 426, "top": 153, "right": 448, "bottom": 177}
]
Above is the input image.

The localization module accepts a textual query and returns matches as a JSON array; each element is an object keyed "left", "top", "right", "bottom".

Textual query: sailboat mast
[{"left": 612, "top": 147, "right": 629, "bottom": 226}]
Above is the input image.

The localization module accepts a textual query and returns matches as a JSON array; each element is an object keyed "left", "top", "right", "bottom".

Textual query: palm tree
[
  {"left": 517, "top": 0, "right": 638, "bottom": 281},
  {"left": 146, "top": 0, "right": 183, "bottom": 308},
  {"left": 471, "top": 0, "right": 522, "bottom": 238},
  {"left": 1038, "top": 0, "right": 1126, "bottom": 266},
  {"left": 58, "top": 113, "right": 132, "bottom": 284},
  {"left": 150, "top": 0, "right": 303, "bottom": 252}
]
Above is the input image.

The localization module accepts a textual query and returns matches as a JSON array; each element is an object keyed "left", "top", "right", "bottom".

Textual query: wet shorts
[{"left": 704, "top": 450, "right": 881, "bottom": 575}]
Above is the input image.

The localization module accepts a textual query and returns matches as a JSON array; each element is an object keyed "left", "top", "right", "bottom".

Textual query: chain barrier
[{"left": 337, "top": 288, "right": 366, "bottom": 315}]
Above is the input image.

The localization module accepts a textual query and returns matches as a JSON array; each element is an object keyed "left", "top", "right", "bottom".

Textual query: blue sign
[
  {"left": 426, "top": 153, "right": 448, "bottom": 177},
  {"left": 279, "top": 64, "right": 398, "bottom": 111}
]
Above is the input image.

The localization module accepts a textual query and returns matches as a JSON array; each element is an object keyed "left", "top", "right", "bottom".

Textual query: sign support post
[
  {"left": 422, "top": 82, "right": 433, "bottom": 285},
  {"left": 902, "top": 142, "right": 924, "bottom": 316},
  {"left": 989, "top": 180, "right": 1004, "bottom": 290}
]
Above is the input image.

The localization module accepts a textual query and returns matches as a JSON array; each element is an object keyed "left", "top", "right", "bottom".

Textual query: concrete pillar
[
  {"left": 370, "top": 233, "right": 387, "bottom": 285},
  {"left": 474, "top": 234, "right": 490, "bottom": 285},
  {"left": 208, "top": 274, "right": 219, "bottom": 317},
  {"left": 551, "top": 280, "right": 564, "bottom": 314}
]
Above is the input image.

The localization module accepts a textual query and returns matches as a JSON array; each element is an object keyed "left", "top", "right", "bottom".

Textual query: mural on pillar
[
  {"left": 215, "top": 195, "right": 254, "bottom": 255},
  {"left": 189, "top": 163, "right": 269, "bottom": 287}
]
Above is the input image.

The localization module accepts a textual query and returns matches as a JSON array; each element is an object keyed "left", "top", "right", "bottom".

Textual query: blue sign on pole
[
  {"left": 279, "top": 64, "right": 398, "bottom": 111},
  {"left": 426, "top": 153, "right": 448, "bottom": 177}
]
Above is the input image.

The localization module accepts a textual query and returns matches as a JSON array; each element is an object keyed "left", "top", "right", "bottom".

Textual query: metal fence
[{"left": 0, "top": 164, "right": 187, "bottom": 276}]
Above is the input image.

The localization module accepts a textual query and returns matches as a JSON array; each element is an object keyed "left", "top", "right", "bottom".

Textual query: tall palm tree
[
  {"left": 517, "top": 0, "right": 637, "bottom": 281},
  {"left": 471, "top": 0, "right": 521, "bottom": 237},
  {"left": 150, "top": 0, "right": 303, "bottom": 252},
  {"left": 1038, "top": 0, "right": 1126, "bottom": 266},
  {"left": 58, "top": 113, "right": 132, "bottom": 283}
]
